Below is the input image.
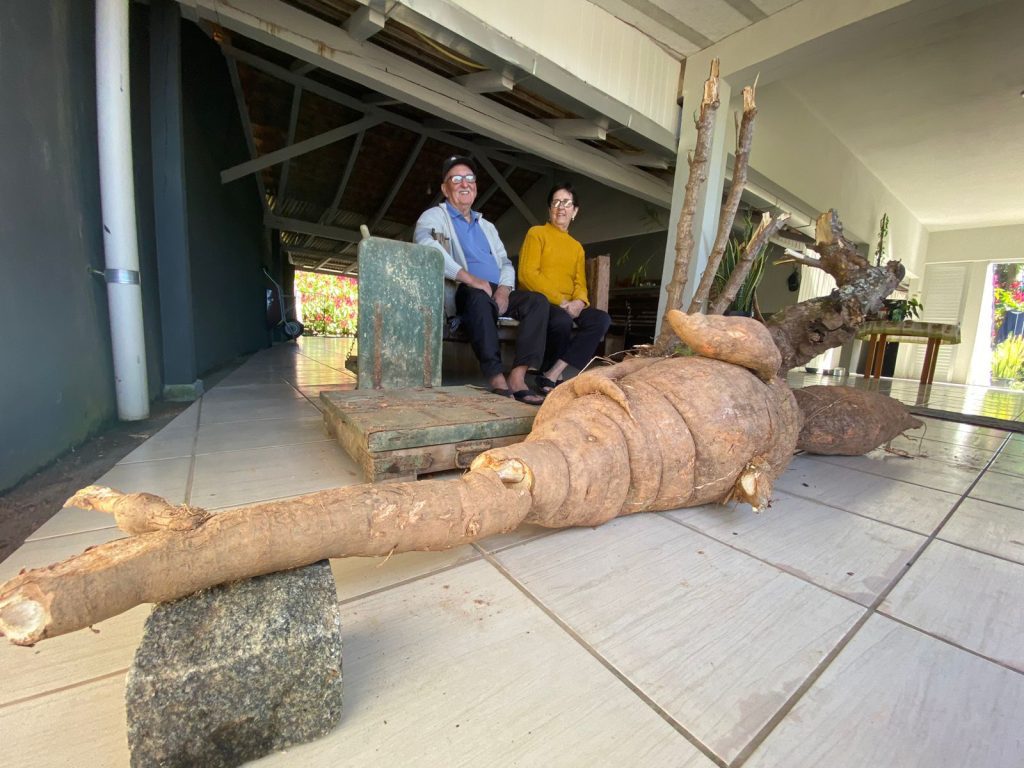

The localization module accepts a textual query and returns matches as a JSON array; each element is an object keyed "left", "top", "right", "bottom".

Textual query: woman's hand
[{"left": 561, "top": 299, "right": 586, "bottom": 319}]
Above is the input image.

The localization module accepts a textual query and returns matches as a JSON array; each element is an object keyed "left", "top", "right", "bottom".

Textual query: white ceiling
[{"left": 594, "top": 0, "right": 1024, "bottom": 232}]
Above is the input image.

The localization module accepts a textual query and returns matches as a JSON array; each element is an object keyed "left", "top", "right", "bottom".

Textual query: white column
[
  {"left": 655, "top": 76, "right": 731, "bottom": 331},
  {"left": 96, "top": 0, "right": 150, "bottom": 420}
]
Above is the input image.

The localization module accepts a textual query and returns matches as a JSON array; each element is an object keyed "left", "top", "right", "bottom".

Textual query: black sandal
[
  {"left": 534, "top": 375, "right": 560, "bottom": 394},
  {"left": 512, "top": 389, "right": 545, "bottom": 406}
]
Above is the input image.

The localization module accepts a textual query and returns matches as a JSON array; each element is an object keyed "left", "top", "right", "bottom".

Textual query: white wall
[
  {"left": 451, "top": 0, "right": 681, "bottom": 131},
  {"left": 742, "top": 83, "right": 929, "bottom": 273}
]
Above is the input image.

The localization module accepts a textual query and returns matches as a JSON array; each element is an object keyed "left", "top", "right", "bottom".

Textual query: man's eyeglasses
[
  {"left": 446, "top": 174, "right": 476, "bottom": 185},
  {"left": 550, "top": 199, "right": 575, "bottom": 209}
]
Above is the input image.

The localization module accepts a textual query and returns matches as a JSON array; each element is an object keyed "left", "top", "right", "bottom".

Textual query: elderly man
[{"left": 414, "top": 156, "right": 548, "bottom": 405}]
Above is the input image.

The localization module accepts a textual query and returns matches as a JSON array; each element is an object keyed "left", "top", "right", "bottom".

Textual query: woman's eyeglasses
[
  {"left": 446, "top": 174, "right": 476, "bottom": 184},
  {"left": 550, "top": 199, "right": 575, "bottom": 209}
]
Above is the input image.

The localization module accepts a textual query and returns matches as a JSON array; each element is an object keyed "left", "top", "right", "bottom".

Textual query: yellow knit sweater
[{"left": 517, "top": 223, "right": 589, "bottom": 306}]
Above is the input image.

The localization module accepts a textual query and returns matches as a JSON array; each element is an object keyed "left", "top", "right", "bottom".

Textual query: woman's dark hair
[{"left": 547, "top": 182, "right": 579, "bottom": 209}]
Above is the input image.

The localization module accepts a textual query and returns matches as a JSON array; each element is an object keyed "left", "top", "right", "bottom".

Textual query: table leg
[
  {"left": 872, "top": 334, "right": 888, "bottom": 379},
  {"left": 923, "top": 339, "right": 941, "bottom": 385},
  {"left": 863, "top": 335, "right": 879, "bottom": 377}
]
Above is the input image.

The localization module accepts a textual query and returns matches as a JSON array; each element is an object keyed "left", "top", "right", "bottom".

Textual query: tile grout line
[
  {"left": 0, "top": 667, "right": 128, "bottom": 710},
  {"left": 183, "top": 396, "right": 204, "bottom": 507},
  {"left": 477, "top": 548, "right": 729, "bottom": 768},
  {"left": 727, "top": 448, "right": 1008, "bottom": 767}
]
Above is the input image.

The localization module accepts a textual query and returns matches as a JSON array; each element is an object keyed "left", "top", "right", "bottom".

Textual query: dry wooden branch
[
  {"left": 0, "top": 312, "right": 800, "bottom": 645},
  {"left": 654, "top": 59, "right": 720, "bottom": 352},
  {"left": 709, "top": 211, "right": 790, "bottom": 315},
  {"left": 765, "top": 210, "right": 905, "bottom": 373},
  {"left": 689, "top": 82, "right": 758, "bottom": 313}
]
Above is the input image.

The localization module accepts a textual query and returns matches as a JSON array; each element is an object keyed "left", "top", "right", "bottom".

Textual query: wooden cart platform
[{"left": 321, "top": 386, "right": 538, "bottom": 482}]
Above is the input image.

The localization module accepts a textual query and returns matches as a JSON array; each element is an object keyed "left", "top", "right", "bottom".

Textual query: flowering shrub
[
  {"left": 295, "top": 270, "right": 358, "bottom": 336},
  {"left": 992, "top": 265, "right": 1024, "bottom": 344}
]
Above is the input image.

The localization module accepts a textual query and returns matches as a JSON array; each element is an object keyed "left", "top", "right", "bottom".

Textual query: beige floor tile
[
  {"left": 939, "top": 497, "right": 1024, "bottom": 564},
  {"left": 190, "top": 441, "right": 362, "bottom": 509},
  {"left": 744, "top": 615, "right": 1024, "bottom": 768},
  {"left": 200, "top": 381, "right": 305, "bottom": 402},
  {"left": 330, "top": 546, "right": 481, "bottom": 602},
  {"left": 252, "top": 558, "right": 713, "bottom": 768},
  {"left": 116, "top": 426, "right": 196, "bottom": 464},
  {"left": 195, "top": 416, "right": 330, "bottom": 455},
  {"left": 880, "top": 539, "right": 1024, "bottom": 671},
  {"left": 970, "top": 470, "right": 1024, "bottom": 509},
  {"left": 475, "top": 522, "right": 556, "bottom": 553},
  {"left": 774, "top": 457, "right": 957, "bottom": 534},
  {"left": 199, "top": 395, "right": 320, "bottom": 426},
  {"left": 668, "top": 492, "right": 925, "bottom": 604},
  {"left": 494, "top": 515, "right": 863, "bottom": 764},
  {"left": 0, "top": 527, "right": 126, "bottom": 582},
  {"left": 0, "top": 675, "right": 130, "bottom": 767},
  {"left": 812, "top": 451, "right": 981, "bottom": 495},
  {"left": 26, "top": 506, "right": 116, "bottom": 541},
  {"left": 296, "top": 382, "right": 357, "bottom": 402},
  {"left": 0, "top": 605, "right": 146, "bottom": 704},
  {"left": 886, "top": 433, "right": 998, "bottom": 469},
  {"left": 991, "top": 451, "right": 1024, "bottom": 474},
  {"left": 93, "top": 456, "right": 192, "bottom": 504},
  {"left": 163, "top": 400, "right": 200, "bottom": 430}
]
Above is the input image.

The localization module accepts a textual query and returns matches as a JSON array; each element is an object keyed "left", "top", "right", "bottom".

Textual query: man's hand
[
  {"left": 561, "top": 299, "right": 585, "bottom": 319},
  {"left": 493, "top": 285, "right": 511, "bottom": 315},
  {"left": 457, "top": 270, "right": 493, "bottom": 297}
]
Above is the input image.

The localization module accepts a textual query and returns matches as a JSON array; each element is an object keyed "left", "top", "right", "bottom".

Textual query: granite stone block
[{"left": 125, "top": 560, "right": 343, "bottom": 767}]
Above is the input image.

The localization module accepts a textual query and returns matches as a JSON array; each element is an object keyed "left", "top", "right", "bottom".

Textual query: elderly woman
[{"left": 518, "top": 182, "right": 611, "bottom": 393}]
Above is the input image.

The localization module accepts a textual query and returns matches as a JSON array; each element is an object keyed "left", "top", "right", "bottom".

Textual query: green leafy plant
[
  {"left": 711, "top": 213, "right": 770, "bottom": 315},
  {"left": 991, "top": 336, "right": 1024, "bottom": 381},
  {"left": 874, "top": 212, "right": 889, "bottom": 266},
  {"left": 885, "top": 297, "right": 923, "bottom": 322}
]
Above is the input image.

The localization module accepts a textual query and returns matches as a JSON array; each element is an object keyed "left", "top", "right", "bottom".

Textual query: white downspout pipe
[{"left": 96, "top": 0, "right": 149, "bottom": 420}]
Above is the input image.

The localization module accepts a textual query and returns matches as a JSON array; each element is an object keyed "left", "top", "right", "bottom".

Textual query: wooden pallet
[{"left": 321, "top": 386, "right": 537, "bottom": 482}]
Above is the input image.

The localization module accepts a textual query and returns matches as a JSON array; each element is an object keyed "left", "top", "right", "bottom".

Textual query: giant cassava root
[{"left": 0, "top": 311, "right": 801, "bottom": 646}]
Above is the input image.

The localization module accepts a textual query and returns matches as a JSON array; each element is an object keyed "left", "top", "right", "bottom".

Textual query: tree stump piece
[{"left": 125, "top": 560, "right": 342, "bottom": 768}]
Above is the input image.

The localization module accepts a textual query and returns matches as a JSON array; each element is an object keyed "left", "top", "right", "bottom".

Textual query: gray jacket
[{"left": 413, "top": 203, "right": 516, "bottom": 318}]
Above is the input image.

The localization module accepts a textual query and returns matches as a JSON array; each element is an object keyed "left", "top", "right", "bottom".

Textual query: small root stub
[
  {"left": 726, "top": 457, "right": 773, "bottom": 511},
  {"left": 470, "top": 455, "right": 531, "bottom": 487}
]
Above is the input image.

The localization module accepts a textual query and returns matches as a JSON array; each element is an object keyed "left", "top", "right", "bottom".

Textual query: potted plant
[
  {"left": 883, "top": 296, "right": 923, "bottom": 323},
  {"left": 711, "top": 213, "right": 770, "bottom": 316}
]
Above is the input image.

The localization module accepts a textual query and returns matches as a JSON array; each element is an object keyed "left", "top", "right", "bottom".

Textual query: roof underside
[{"left": 204, "top": 0, "right": 676, "bottom": 275}]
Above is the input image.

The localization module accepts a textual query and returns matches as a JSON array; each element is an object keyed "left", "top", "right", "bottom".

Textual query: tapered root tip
[{"left": 64, "top": 485, "right": 120, "bottom": 511}]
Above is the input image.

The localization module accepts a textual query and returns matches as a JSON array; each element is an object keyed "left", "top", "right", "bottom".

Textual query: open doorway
[{"left": 989, "top": 263, "right": 1024, "bottom": 389}]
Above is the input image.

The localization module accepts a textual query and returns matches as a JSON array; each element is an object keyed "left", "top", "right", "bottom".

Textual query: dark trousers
[
  {"left": 544, "top": 305, "right": 612, "bottom": 372},
  {"left": 455, "top": 283, "right": 549, "bottom": 378}
]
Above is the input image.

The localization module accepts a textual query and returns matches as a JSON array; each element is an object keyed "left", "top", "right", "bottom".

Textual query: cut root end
[{"left": 0, "top": 594, "right": 49, "bottom": 646}]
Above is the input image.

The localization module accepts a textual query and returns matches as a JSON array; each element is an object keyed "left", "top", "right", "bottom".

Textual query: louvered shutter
[{"left": 908, "top": 264, "right": 966, "bottom": 382}]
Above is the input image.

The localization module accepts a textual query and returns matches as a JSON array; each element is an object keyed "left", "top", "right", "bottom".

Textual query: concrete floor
[{"left": 2, "top": 336, "right": 1022, "bottom": 767}]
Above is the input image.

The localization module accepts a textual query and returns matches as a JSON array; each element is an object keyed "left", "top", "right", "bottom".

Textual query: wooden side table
[{"left": 856, "top": 320, "right": 961, "bottom": 385}]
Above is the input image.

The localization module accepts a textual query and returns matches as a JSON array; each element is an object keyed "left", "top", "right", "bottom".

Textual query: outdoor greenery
[
  {"left": 991, "top": 336, "right": 1024, "bottom": 382},
  {"left": 712, "top": 213, "right": 770, "bottom": 315},
  {"left": 294, "top": 270, "right": 358, "bottom": 336},
  {"left": 992, "top": 267, "right": 1023, "bottom": 339}
]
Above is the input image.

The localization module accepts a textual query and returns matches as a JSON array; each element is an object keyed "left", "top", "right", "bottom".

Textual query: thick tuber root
[
  {"left": 0, "top": 316, "right": 801, "bottom": 646},
  {"left": 792, "top": 386, "right": 923, "bottom": 455},
  {"left": 666, "top": 310, "right": 782, "bottom": 381}
]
